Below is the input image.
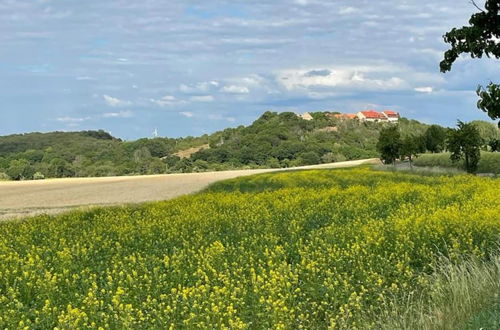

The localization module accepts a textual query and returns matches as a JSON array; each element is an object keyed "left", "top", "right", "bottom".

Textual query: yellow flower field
[{"left": 0, "top": 168, "right": 498, "bottom": 328}]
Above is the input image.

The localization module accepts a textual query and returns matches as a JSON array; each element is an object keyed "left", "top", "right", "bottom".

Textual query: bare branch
[{"left": 470, "top": 0, "right": 485, "bottom": 12}]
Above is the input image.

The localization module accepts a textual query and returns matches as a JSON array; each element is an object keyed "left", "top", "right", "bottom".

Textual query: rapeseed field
[{"left": 0, "top": 168, "right": 498, "bottom": 328}]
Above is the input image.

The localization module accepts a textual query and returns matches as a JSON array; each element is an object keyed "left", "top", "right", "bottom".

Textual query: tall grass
[
  {"left": 372, "top": 164, "right": 466, "bottom": 176},
  {"left": 414, "top": 152, "right": 500, "bottom": 174},
  {"left": 365, "top": 255, "right": 500, "bottom": 330}
]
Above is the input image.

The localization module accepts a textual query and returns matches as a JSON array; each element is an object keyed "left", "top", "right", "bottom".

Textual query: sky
[{"left": 0, "top": 0, "right": 499, "bottom": 140}]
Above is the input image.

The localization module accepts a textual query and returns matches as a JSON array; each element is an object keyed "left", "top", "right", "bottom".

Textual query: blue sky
[{"left": 1, "top": 0, "right": 498, "bottom": 139}]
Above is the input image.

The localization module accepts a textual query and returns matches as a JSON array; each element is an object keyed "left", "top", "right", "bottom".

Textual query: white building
[{"left": 300, "top": 112, "right": 313, "bottom": 121}]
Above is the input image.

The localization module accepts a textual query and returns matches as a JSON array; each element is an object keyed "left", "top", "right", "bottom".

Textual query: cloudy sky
[{"left": 1, "top": 0, "right": 498, "bottom": 139}]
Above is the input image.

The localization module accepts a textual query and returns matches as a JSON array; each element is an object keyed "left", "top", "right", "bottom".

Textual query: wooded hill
[{"left": 0, "top": 111, "right": 438, "bottom": 180}]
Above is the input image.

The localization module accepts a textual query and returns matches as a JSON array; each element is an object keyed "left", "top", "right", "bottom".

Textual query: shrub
[
  {"left": 0, "top": 172, "right": 10, "bottom": 181},
  {"left": 297, "top": 151, "right": 321, "bottom": 165},
  {"left": 33, "top": 172, "right": 45, "bottom": 180}
]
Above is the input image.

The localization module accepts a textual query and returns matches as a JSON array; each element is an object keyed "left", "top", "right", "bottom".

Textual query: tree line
[
  {"left": 2, "top": 113, "right": 497, "bottom": 180},
  {"left": 376, "top": 120, "right": 499, "bottom": 173},
  {"left": 0, "top": 113, "right": 430, "bottom": 180}
]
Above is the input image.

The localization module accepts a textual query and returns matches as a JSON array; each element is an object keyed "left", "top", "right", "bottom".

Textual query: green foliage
[
  {"left": 440, "top": 0, "right": 500, "bottom": 125},
  {"left": 400, "top": 134, "right": 425, "bottom": 167},
  {"left": 0, "top": 131, "right": 183, "bottom": 179},
  {"left": 489, "top": 138, "right": 499, "bottom": 151},
  {"left": 377, "top": 125, "right": 402, "bottom": 165},
  {"left": 464, "top": 298, "right": 500, "bottom": 329},
  {"left": 148, "top": 158, "right": 166, "bottom": 174},
  {"left": 447, "top": 121, "right": 483, "bottom": 173},
  {"left": 477, "top": 83, "right": 500, "bottom": 126},
  {"left": 471, "top": 120, "right": 500, "bottom": 149},
  {"left": 368, "top": 255, "right": 500, "bottom": 330},
  {"left": 298, "top": 151, "right": 321, "bottom": 165},
  {"left": 424, "top": 124, "right": 447, "bottom": 153},
  {"left": 6, "top": 159, "right": 35, "bottom": 180}
]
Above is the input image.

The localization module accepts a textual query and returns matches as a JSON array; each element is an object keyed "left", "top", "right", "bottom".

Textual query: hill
[
  {"left": 0, "top": 130, "right": 208, "bottom": 180},
  {"left": 0, "top": 112, "right": 431, "bottom": 180},
  {"left": 190, "top": 111, "right": 429, "bottom": 168}
]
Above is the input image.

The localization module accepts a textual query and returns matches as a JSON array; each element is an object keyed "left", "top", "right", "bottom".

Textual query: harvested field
[
  {"left": 0, "top": 159, "right": 379, "bottom": 220},
  {"left": 173, "top": 144, "right": 210, "bottom": 158}
]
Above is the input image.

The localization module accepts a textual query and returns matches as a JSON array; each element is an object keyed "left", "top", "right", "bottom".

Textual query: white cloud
[
  {"left": 190, "top": 95, "right": 214, "bottom": 102},
  {"left": 102, "top": 110, "right": 134, "bottom": 118},
  {"left": 76, "top": 76, "right": 94, "bottom": 81},
  {"left": 208, "top": 114, "right": 236, "bottom": 122},
  {"left": 277, "top": 66, "right": 408, "bottom": 92},
  {"left": 151, "top": 95, "right": 186, "bottom": 107},
  {"left": 103, "top": 94, "right": 131, "bottom": 107},
  {"left": 339, "top": 7, "right": 358, "bottom": 15},
  {"left": 414, "top": 86, "right": 433, "bottom": 93},
  {"left": 56, "top": 116, "right": 90, "bottom": 123},
  {"left": 294, "top": 0, "right": 310, "bottom": 5},
  {"left": 180, "top": 111, "right": 194, "bottom": 118},
  {"left": 220, "top": 85, "right": 250, "bottom": 94},
  {"left": 179, "top": 81, "right": 219, "bottom": 93}
]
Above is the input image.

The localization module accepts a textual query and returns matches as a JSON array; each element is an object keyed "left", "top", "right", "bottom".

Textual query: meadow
[
  {"left": 0, "top": 168, "right": 498, "bottom": 329},
  {"left": 413, "top": 151, "right": 500, "bottom": 174}
]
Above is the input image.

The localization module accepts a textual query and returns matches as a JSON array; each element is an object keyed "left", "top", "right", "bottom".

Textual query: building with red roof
[
  {"left": 381, "top": 110, "right": 400, "bottom": 122},
  {"left": 330, "top": 113, "right": 357, "bottom": 120},
  {"left": 356, "top": 110, "right": 387, "bottom": 122},
  {"left": 355, "top": 110, "right": 399, "bottom": 123}
]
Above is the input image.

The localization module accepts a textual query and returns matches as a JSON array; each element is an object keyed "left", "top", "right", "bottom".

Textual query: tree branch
[{"left": 470, "top": 0, "right": 485, "bottom": 12}]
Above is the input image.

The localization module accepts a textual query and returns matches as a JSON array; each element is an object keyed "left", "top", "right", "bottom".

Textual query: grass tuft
[{"left": 366, "top": 255, "right": 500, "bottom": 330}]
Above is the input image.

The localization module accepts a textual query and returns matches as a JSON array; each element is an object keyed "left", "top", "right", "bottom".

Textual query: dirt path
[{"left": 0, "top": 159, "right": 379, "bottom": 220}]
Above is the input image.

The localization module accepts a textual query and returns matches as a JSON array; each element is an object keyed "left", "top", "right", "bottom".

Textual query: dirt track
[{"left": 0, "top": 159, "right": 379, "bottom": 220}]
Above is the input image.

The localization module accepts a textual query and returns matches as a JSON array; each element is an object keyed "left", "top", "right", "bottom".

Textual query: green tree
[
  {"left": 148, "top": 158, "right": 166, "bottom": 174},
  {"left": 377, "top": 126, "right": 402, "bottom": 165},
  {"left": 49, "top": 158, "right": 74, "bottom": 178},
  {"left": 471, "top": 120, "right": 500, "bottom": 148},
  {"left": 400, "top": 135, "right": 424, "bottom": 169},
  {"left": 6, "top": 159, "right": 35, "bottom": 180},
  {"left": 164, "top": 155, "right": 181, "bottom": 168},
  {"left": 447, "top": 121, "right": 483, "bottom": 173},
  {"left": 265, "top": 157, "right": 281, "bottom": 168},
  {"left": 298, "top": 151, "right": 321, "bottom": 165},
  {"left": 424, "top": 125, "right": 447, "bottom": 153},
  {"left": 440, "top": 0, "right": 500, "bottom": 126}
]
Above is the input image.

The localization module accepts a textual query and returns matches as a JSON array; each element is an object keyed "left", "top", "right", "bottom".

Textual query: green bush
[{"left": 0, "top": 172, "right": 9, "bottom": 181}]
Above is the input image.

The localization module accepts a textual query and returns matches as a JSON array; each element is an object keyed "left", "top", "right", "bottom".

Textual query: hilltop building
[
  {"left": 356, "top": 110, "right": 399, "bottom": 123},
  {"left": 298, "top": 110, "right": 399, "bottom": 123},
  {"left": 381, "top": 110, "right": 399, "bottom": 122},
  {"left": 356, "top": 110, "right": 386, "bottom": 122},
  {"left": 300, "top": 112, "right": 313, "bottom": 121},
  {"left": 329, "top": 113, "right": 357, "bottom": 120}
]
